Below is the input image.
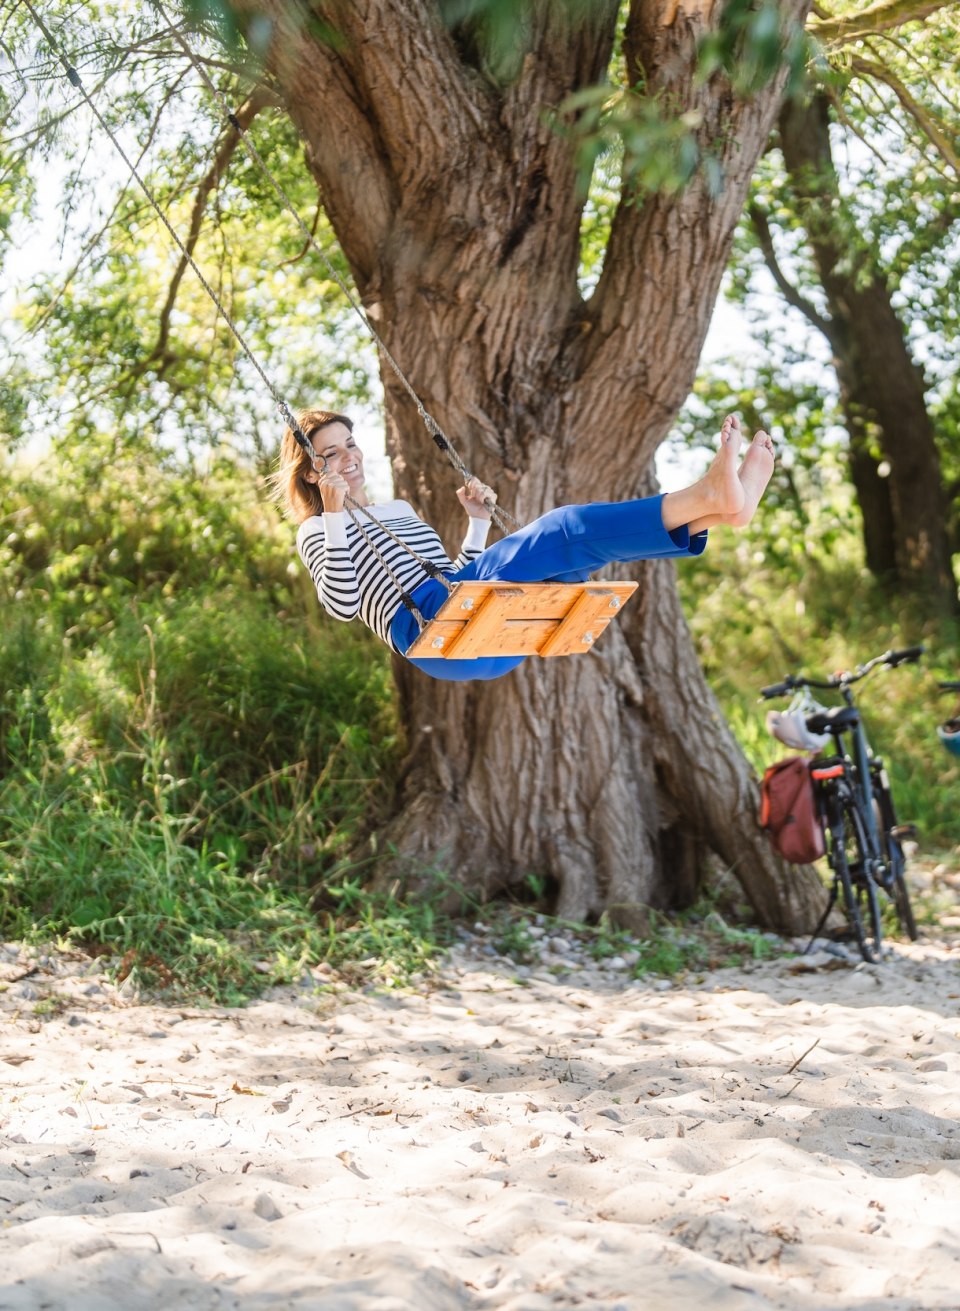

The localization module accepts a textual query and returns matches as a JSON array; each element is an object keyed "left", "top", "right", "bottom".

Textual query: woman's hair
[{"left": 273, "top": 410, "right": 353, "bottom": 523}]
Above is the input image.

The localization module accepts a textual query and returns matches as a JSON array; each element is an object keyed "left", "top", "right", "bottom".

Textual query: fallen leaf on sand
[{"left": 337, "top": 1150, "right": 370, "bottom": 1179}]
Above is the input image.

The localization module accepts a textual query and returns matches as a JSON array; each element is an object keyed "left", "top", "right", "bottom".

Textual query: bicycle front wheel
[{"left": 829, "top": 794, "right": 883, "bottom": 963}]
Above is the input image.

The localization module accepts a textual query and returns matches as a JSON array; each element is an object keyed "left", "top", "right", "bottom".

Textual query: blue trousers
[{"left": 390, "top": 496, "right": 707, "bottom": 682}]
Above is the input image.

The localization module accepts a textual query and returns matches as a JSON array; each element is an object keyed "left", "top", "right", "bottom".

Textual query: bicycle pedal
[{"left": 891, "top": 824, "right": 918, "bottom": 841}]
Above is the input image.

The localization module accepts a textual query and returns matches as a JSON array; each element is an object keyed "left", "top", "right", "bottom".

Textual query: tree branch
[
  {"left": 868, "top": 29, "right": 960, "bottom": 118},
  {"left": 849, "top": 53, "right": 960, "bottom": 175},
  {"left": 149, "top": 88, "right": 276, "bottom": 372},
  {"left": 19, "top": 68, "right": 193, "bottom": 340},
  {"left": 576, "top": 0, "right": 814, "bottom": 443},
  {"left": 275, "top": 200, "right": 322, "bottom": 268},
  {"left": 807, "top": 0, "right": 958, "bottom": 45},
  {"left": 747, "top": 202, "right": 838, "bottom": 346},
  {"left": 225, "top": 0, "right": 418, "bottom": 285},
  {"left": 825, "top": 81, "right": 892, "bottom": 170}
]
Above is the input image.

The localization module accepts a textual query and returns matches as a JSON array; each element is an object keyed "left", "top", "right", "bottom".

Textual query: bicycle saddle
[{"left": 806, "top": 705, "right": 859, "bottom": 734}]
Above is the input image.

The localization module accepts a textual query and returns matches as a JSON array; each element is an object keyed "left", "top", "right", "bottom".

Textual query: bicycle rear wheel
[
  {"left": 886, "top": 832, "right": 918, "bottom": 940},
  {"left": 829, "top": 793, "right": 883, "bottom": 963},
  {"left": 874, "top": 782, "right": 919, "bottom": 941}
]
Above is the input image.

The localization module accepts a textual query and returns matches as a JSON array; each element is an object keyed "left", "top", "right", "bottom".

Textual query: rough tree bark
[
  {"left": 776, "top": 92, "right": 957, "bottom": 610},
  {"left": 232, "top": 0, "right": 824, "bottom": 931}
]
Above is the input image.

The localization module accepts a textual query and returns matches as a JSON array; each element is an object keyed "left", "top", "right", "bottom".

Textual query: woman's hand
[
  {"left": 457, "top": 476, "right": 496, "bottom": 520},
  {"left": 318, "top": 469, "right": 349, "bottom": 513}
]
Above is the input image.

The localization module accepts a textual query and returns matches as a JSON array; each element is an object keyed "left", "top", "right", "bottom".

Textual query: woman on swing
[{"left": 281, "top": 411, "right": 775, "bottom": 682}]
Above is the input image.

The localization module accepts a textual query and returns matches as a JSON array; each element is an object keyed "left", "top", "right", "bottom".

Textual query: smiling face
[
  {"left": 308, "top": 420, "right": 365, "bottom": 494},
  {"left": 276, "top": 409, "right": 362, "bottom": 523}
]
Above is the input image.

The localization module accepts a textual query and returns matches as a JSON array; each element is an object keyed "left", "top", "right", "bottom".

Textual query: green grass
[
  {"left": 0, "top": 448, "right": 406, "bottom": 1001},
  {"left": 483, "top": 895, "right": 781, "bottom": 982},
  {"left": 678, "top": 524, "right": 960, "bottom": 849},
  {"left": 315, "top": 871, "right": 471, "bottom": 988},
  {"left": 2, "top": 441, "right": 958, "bottom": 1001}
]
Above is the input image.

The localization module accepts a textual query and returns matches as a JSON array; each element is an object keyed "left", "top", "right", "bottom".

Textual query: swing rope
[
  {"left": 155, "top": 0, "right": 518, "bottom": 536},
  {"left": 23, "top": 2, "right": 643, "bottom": 665},
  {"left": 20, "top": 0, "right": 307, "bottom": 442},
  {"left": 22, "top": 0, "right": 487, "bottom": 629}
]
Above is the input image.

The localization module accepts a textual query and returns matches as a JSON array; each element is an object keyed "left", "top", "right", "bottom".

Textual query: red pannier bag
[{"left": 759, "top": 756, "right": 825, "bottom": 864}]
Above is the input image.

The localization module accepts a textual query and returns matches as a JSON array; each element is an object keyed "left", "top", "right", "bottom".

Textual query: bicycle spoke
[
  {"left": 874, "top": 781, "right": 919, "bottom": 942},
  {"left": 829, "top": 793, "right": 883, "bottom": 963}
]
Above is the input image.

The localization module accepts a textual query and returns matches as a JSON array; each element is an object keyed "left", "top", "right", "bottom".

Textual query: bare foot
[
  {"left": 727, "top": 430, "right": 775, "bottom": 528},
  {"left": 710, "top": 413, "right": 746, "bottom": 516},
  {"left": 665, "top": 415, "right": 745, "bottom": 534}
]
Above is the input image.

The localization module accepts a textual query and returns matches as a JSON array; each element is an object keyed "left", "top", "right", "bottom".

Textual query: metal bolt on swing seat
[
  {"left": 461, "top": 598, "right": 474, "bottom": 610},
  {"left": 609, "top": 597, "right": 620, "bottom": 610},
  {"left": 583, "top": 632, "right": 594, "bottom": 645},
  {"left": 432, "top": 636, "right": 445, "bottom": 649}
]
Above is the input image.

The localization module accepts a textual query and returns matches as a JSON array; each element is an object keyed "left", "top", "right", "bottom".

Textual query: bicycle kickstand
[{"left": 805, "top": 883, "right": 839, "bottom": 955}]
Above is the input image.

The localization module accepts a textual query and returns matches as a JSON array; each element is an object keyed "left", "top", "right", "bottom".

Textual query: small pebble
[{"left": 253, "top": 1193, "right": 283, "bottom": 1221}]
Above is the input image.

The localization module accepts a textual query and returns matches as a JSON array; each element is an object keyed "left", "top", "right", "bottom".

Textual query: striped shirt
[{"left": 297, "top": 500, "right": 491, "bottom": 650}]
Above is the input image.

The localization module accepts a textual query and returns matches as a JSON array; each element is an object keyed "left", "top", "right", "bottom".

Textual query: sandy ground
[{"left": 2, "top": 925, "right": 960, "bottom": 1311}]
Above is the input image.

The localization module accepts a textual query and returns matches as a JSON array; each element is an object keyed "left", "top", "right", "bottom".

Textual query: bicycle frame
[
  {"left": 808, "top": 714, "right": 886, "bottom": 891},
  {"left": 809, "top": 762, "right": 884, "bottom": 961},
  {"left": 760, "top": 645, "right": 923, "bottom": 959},
  {"left": 837, "top": 685, "right": 885, "bottom": 875}
]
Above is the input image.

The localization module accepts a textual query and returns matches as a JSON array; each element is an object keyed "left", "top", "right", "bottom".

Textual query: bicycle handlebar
[
  {"left": 759, "top": 644, "right": 925, "bottom": 699},
  {"left": 884, "top": 645, "right": 925, "bottom": 667},
  {"left": 759, "top": 678, "right": 794, "bottom": 699}
]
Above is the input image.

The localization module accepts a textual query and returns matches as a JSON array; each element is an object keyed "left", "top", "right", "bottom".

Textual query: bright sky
[
  {"left": 0, "top": 80, "right": 797, "bottom": 501},
  {"left": 2, "top": 163, "right": 777, "bottom": 496}
]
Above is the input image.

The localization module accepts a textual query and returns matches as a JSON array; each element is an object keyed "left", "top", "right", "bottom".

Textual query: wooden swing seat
[{"left": 404, "top": 580, "right": 639, "bottom": 660}]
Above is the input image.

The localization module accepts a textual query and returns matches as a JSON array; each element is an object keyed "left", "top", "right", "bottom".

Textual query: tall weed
[
  {"left": 680, "top": 522, "right": 960, "bottom": 846},
  {"left": 0, "top": 446, "right": 402, "bottom": 999},
  {"left": 3, "top": 438, "right": 958, "bottom": 999}
]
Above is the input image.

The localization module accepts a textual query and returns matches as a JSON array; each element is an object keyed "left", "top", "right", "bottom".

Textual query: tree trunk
[
  {"left": 778, "top": 93, "right": 957, "bottom": 610},
  {"left": 849, "top": 436, "right": 898, "bottom": 581},
  {"left": 237, "top": 0, "right": 825, "bottom": 931}
]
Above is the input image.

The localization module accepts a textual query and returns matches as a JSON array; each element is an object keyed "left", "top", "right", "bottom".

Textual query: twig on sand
[
  {"left": 334, "top": 1101, "right": 386, "bottom": 1120},
  {"left": 787, "top": 1038, "right": 820, "bottom": 1075}
]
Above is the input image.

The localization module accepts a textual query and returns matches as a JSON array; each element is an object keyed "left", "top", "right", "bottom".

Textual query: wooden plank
[
  {"left": 444, "top": 588, "right": 534, "bottom": 658},
  {"left": 461, "top": 582, "right": 580, "bottom": 619},
  {"left": 403, "top": 580, "right": 638, "bottom": 661},
  {"left": 449, "top": 617, "right": 555, "bottom": 659},
  {"left": 405, "top": 619, "right": 469, "bottom": 658},
  {"left": 536, "top": 589, "right": 623, "bottom": 657},
  {"left": 429, "top": 582, "right": 494, "bottom": 621},
  {"left": 403, "top": 583, "right": 486, "bottom": 658},
  {"left": 538, "top": 584, "right": 637, "bottom": 656}
]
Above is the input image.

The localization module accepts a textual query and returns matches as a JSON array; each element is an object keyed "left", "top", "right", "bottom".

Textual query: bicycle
[
  {"left": 760, "top": 646, "right": 923, "bottom": 962},
  {"left": 938, "top": 680, "right": 960, "bottom": 757}
]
